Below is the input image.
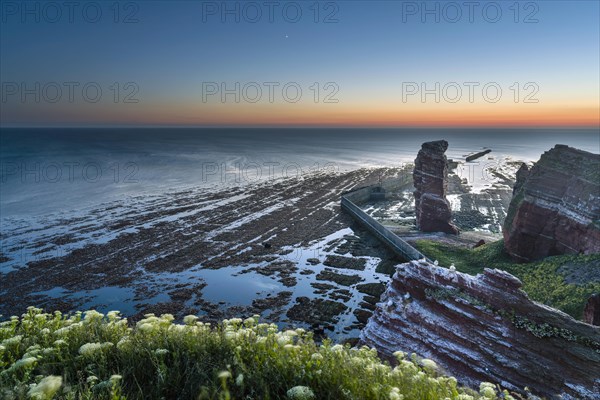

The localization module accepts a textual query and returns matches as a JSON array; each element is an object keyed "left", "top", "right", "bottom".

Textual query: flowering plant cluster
[{"left": 0, "top": 307, "right": 514, "bottom": 399}]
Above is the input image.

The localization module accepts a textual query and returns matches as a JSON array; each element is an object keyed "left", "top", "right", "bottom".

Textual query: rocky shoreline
[
  {"left": 0, "top": 168, "right": 406, "bottom": 340},
  {"left": 0, "top": 154, "right": 526, "bottom": 341}
]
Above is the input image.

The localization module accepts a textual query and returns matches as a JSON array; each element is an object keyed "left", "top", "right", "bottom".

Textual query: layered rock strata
[
  {"left": 503, "top": 145, "right": 600, "bottom": 262},
  {"left": 360, "top": 260, "right": 600, "bottom": 399}
]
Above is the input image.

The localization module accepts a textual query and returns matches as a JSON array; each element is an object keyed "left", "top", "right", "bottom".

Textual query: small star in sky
[{"left": 285, "top": 35, "right": 289, "bottom": 39}]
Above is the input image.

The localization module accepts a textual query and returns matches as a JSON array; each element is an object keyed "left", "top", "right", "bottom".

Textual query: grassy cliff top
[{"left": 414, "top": 239, "right": 600, "bottom": 320}]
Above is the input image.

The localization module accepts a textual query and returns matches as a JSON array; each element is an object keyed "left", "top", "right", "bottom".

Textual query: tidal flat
[{"left": 0, "top": 158, "right": 521, "bottom": 341}]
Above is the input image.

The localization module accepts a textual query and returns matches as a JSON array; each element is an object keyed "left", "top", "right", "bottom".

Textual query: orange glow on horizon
[
  {"left": 123, "top": 102, "right": 600, "bottom": 128},
  {"left": 2, "top": 100, "right": 598, "bottom": 128}
]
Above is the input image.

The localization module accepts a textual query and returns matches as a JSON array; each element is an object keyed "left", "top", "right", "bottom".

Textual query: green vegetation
[
  {"left": 414, "top": 239, "right": 600, "bottom": 320},
  {"left": 509, "top": 314, "right": 599, "bottom": 351},
  {"left": 0, "top": 307, "right": 517, "bottom": 400}
]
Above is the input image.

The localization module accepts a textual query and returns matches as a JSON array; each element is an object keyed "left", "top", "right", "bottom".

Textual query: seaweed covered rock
[{"left": 503, "top": 145, "right": 600, "bottom": 262}]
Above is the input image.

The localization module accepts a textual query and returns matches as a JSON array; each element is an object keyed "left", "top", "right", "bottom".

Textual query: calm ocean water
[{"left": 1, "top": 128, "right": 599, "bottom": 217}]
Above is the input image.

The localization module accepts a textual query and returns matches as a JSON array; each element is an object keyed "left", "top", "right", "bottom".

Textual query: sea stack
[
  {"left": 413, "top": 140, "right": 459, "bottom": 234},
  {"left": 503, "top": 145, "right": 600, "bottom": 262}
]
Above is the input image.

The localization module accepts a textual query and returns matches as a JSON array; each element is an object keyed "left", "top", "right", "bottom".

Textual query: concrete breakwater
[{"left": 340, "top": 176, "right": 429, "bottom": 262}]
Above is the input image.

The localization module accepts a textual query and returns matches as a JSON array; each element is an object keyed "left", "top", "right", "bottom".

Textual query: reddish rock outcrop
[
  {"left": 585, "top": 294, "right": 600, "bottom": 326},
  {"left": 503, "top": 145, "right": 600, "bottom": 262},
  {"left": 413, "top": 140, "right": 459, "bottom": 234},
  {"left": 360, "top": 260, "right": 600, "bottom": 399}
]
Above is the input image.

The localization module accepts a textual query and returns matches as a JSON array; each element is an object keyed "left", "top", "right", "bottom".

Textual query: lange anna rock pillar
[{"left": 413, "top": 140, "right": 459, "bottom": 234}]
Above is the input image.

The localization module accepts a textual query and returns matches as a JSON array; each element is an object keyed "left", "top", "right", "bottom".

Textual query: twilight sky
[{"left": 1, "top": 0, "right": 599, "bottom": 127}]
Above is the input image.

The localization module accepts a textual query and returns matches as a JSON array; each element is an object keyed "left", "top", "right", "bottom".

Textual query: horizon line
[{"left": 2, "top": 124, "right": 600, "bottom": 130}]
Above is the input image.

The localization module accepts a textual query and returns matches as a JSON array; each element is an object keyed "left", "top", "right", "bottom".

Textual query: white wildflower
[
  {"left": 101, "top": 342, "right": 114, "bottom": 350},
  {"left": 479, "top": 382, "right": 496, "bottom": 399},
  {"left": 137, "top": 322, "right": 155, "bottom": 333},
  {"left": 53, "top": 326, "right": 73, "bottom": 337},
  {"left": 160, "top": 314, "right": 175, "bottom": 322},
  {"left": 218, "top": 371, "right": 231, "bottom": 379},
  {"left": 15, "top": 356, "right": 37, "bottom": 368},
  {"left": 27, "top": 375, "right": 62, "bottom": 399},
  {"left": 83, "top": 310, "right": 104, "bottom": 321},
  {"left": 420, "top": 358, "right": 438, "bottom": 372},
  {"left": 286, "top": 386, "right": 315, "bottom": 400},
  {"left": 330, "top": 344, "right": 344, "bottom": 352},
  {"left": 155, "top": 349, "right": 169, "bottom": 356},
  {"left": 107, "top": 311, "right": 120, "bottom": 321},
  {"left": 277, "top": 335, "right": 292, "bottom": 346},
  {"left": 183, "top": 315, "right": 199, "bottom": 325},
  {"left": 480, "top": 386, "right": 496, "bottom": 399},
  {"left": 42, "top": 348, "right": 56, "bottom": 356},
  {"left": 235, "top": 373, "right": 244, "bottom": 386},
  {"left": 389, "top": 387, "right": 403, "bottom": 400},
  {"left": 116, "top": 338, "right": 130, "bottom": 349},
  {"left": 2, "top": 335, "right": 23, "bottom": 346},
  {"left": 79, "top": 342, "right": 103, "bottom": 357},
  {"left": 256, "top": 337, "right": 267, "bottom": 344}
]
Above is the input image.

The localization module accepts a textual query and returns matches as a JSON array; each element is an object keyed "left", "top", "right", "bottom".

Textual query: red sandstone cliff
[
  {"left": 503, "top": 145, "right": 600, "bottom": 262},
  {"left": 413, "top": 140, "right": 459, "bottom": 234}
]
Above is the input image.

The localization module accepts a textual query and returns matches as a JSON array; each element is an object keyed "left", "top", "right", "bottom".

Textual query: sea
[{"left": 1, "top": 128, "right": 599, "bottom": 218}]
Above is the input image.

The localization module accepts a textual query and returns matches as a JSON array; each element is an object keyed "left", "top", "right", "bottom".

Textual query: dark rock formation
[
  {"left": 503, "top": 145, "right": 600, "bottom": 262},
  {"left": 473, "top": 239, "right": 486, "bottom": 248},
  {"left": 513, "top": 163, "right": 530, "bottom": 194},
  {"left": 466, "top": 149, "right": 492, "bottom": 162},
  {"left": 413, "top": 140, "right": 459, "bottom": 234},
  {"left": 360, "top": 260, "right": 600, "bottom": 399},
  {"left": 585, "top": 294, "right": 600, "bottom": 326}
]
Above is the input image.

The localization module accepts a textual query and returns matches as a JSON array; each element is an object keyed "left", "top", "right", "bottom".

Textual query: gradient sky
[{"left": 1, "top": 0, "right": 599, "bottom": 127}]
